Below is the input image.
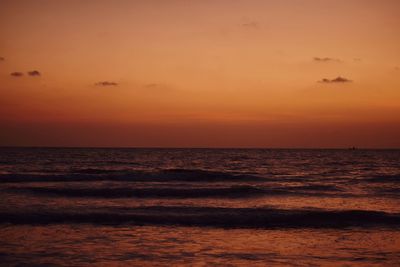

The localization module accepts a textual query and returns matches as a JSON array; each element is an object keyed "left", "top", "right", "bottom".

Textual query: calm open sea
[{"left": 0, "top": 148, "right": 400, "bottom": 266}]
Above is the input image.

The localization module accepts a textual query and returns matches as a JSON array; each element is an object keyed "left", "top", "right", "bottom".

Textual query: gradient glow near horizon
[{"left": 1, "top": 0, "right": 400, "bottom": 148}]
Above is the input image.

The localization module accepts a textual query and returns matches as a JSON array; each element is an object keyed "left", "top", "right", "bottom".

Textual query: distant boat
[{"left": 349, "top": 146, "right": 357, "bottom": 150}]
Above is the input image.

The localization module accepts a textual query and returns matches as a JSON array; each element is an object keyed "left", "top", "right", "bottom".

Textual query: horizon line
[{"left": 1, "top": 146, "right": 399, "bottom": 150}]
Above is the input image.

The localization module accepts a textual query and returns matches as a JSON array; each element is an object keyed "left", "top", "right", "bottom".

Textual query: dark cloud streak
[
  {"left": 95, "top": 81, "right": 118, "bottom": 86},
  {"left": 318, "top": 76, "right": 352, "bottom": 83},
  {"left": 313, "top": 57, "right": 342, "bottom": 63},
  {"left": 27, "top": 70, "right": 41, "bottom": 76},
  {"left": 10, "top": 72, "right": 24, "bottom": 77}
]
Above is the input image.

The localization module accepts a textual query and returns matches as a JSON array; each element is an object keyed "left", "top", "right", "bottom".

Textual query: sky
[{"left": 1, "top": 0, "right": 400, "bottom": 148}]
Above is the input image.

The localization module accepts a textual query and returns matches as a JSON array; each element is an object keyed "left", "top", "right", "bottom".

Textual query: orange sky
[{"left": 1, "top": 0, "right": 400, "bottom": 147}]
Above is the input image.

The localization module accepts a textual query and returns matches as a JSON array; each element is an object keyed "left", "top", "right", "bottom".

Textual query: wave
[
  {"left": 286, "top": 184, "right": 342, "bottom": 191},
  {"left": 7, "top": 183, "right": 345, "bottom": 199},
  {"left": 364, "top": 174, "right": 400, "bottom": 183},
  {"left": 0, "top": 169, "right": 266, "bottom": 183},
  {"left": 1, "top": 207, "right": 399, "bottom": 229},
  {"left": 373, "top": 187, "right": 400, "bottom": 197},
  {"left": 8, "top": 186, "right": 266, "bottom": 199}
]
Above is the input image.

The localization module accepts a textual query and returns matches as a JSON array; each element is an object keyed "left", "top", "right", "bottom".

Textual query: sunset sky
[{"left": 1, "top": 0, "right": 400, "bottom": 147}]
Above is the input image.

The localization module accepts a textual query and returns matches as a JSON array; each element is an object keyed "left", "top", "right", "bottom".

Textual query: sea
[{"left": 0, "top": 148, "right": 399, "bottom": 266}]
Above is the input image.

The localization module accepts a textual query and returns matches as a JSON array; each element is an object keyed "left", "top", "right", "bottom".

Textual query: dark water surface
[{"left": 1, "top": 148, "right": 400, "bottom": 266}]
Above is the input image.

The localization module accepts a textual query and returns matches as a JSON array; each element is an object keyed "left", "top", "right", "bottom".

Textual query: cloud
[
  {"left": 144, "top": 83, "right": 159, "bottom": 88},
  {"left": 141, "top": 83, "right": 175, "bottom": 92},
  {"left": 313, "top": 57, "right": 342, "bottom": 63},
  {"left": 95, "top": 81, "right": 118, "bottom": 86},
  {"left": 0, "top": 57, "right": 4, "bottom": 61},
  {"left": 318, "top": 76, "right": 352, "bottom": 83},
  {"left": 10, "top": 72, "right": 24, "bottom": 77},
  {"left": 27, "top": 70, "right": 41, "bottom": 76},
  {"left": 242, "top": 21, "right": 259, "bottom": 28}
]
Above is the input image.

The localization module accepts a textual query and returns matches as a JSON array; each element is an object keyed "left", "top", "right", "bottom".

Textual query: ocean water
[{"left": 0, "top": 148, "right": 400, "bottom": 266}]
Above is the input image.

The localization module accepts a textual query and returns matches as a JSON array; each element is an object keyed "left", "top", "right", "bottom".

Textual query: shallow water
[{"left": 1, "top": 148, "right": 400, "bottom": 265}]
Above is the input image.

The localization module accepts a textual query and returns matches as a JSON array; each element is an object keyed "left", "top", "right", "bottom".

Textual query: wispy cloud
[
  {"left": 95, "top": 81, "right": 118, "bottom": 86},
  {"left": 242, "top": 21, "right": 259, "bottom": 29},
  {"left": 10, "top": 72, "right": 24, "bottom": 77},
  {"left": 144, "top": 83, "right": 159, "bottom": 88},
  {"left": 27, "top": 70, "right": 41, "bottom": 76},
  {"left": 313, "top": 57, "right": 342, "bottom": 63},
  {"left": 142, "top": 83, "right": 176, "bottom": 92},
  {"left": 318, "top": 76, "right": 352, "bottom": 83}
]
